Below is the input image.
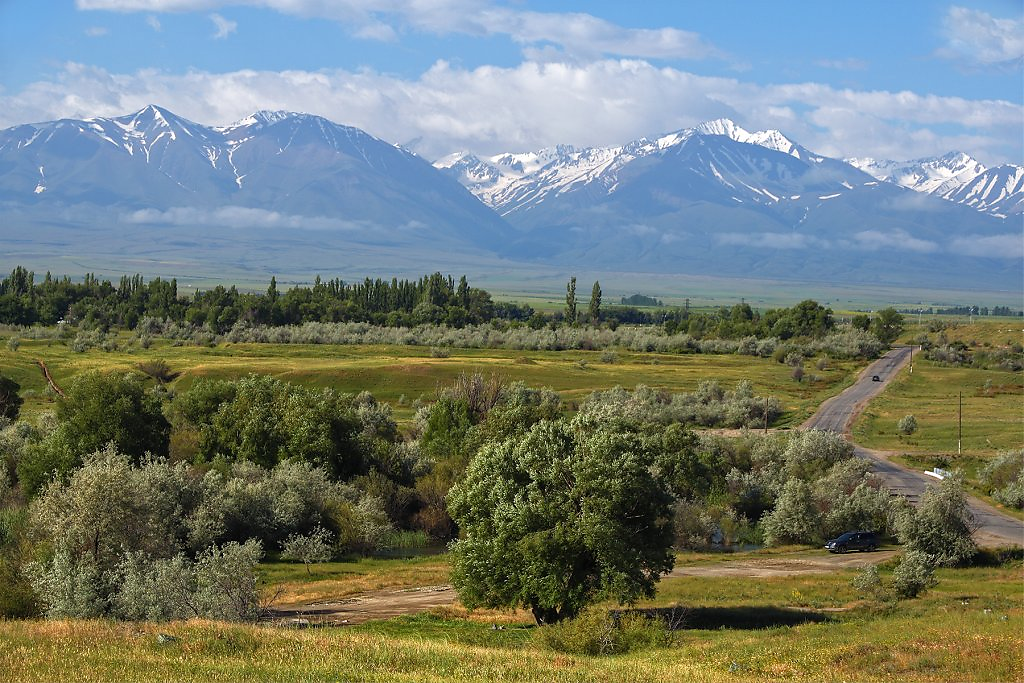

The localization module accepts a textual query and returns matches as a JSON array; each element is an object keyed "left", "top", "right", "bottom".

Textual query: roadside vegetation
[{"left": 852, "top": 349, "right": 1022, "bottom": 513}]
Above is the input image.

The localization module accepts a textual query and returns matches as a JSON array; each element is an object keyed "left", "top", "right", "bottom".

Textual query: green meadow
[
  {"left": 0, "top": 335, "right": 863, "bottom": 427},
  {"left": 852, "top": 359, "right": 1022, "bottom": 458}
]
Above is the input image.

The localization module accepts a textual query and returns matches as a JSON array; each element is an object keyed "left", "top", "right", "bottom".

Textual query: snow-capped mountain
[
  {"left": 847, "top": 152, "right": 1023, "bottom": 217},
  {"left": 0, "top": 105, "right": 510, "bottom": 253},
  {"left": 941, "top": 164, "right": 1024, "bottom": 216},
  {"left": 435, "top": 118, "right": 863, "bottom": 220},
  {"left": 0, "top": 108, "right": 1018, "bottom": 290},
  {"left": 434, "top": 119, "right": 1018, "bottom": 289}
]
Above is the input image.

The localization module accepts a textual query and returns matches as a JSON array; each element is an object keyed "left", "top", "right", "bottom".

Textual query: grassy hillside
[{"left": 2, "top": 551, "right": 1020, "bottom": 682}]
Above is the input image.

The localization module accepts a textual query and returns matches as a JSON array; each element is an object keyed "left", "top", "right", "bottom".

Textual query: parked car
[
  {"left": 824, "top": 531, "right": 878, "bottom": 553},
  {"left": 871, "top": 375, "right": 881, "bottom": 382}
]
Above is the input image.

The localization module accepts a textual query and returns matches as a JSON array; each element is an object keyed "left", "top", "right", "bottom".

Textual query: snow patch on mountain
[
  {"left": 435, "top": 118, "right": 854, "bottom": 216},
  {"left": 847, "top": 152, "right": 1021, "bottom": 216}
]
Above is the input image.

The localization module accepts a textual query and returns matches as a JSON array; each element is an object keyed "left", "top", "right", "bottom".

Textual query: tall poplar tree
[
  {"left": 565, "top": 277, "right": 577, "bottom": 323},
  {"left": 589, "top": 280, "right": 602, "bottom": 322}
]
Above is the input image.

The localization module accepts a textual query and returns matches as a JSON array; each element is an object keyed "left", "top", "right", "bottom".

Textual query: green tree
[
  {"left": 56, "top": 370, "right": 169, "bottom": 461},
  {"left": 18, "top": 371, "right": 170, "bottom": 494},
  {"left": 589, "top": 281, "right": 602, "bottom": 323},
  {"left": 28, "top": 446, "right": 187, "bottom": 570},
  {"left": 448, "top": 417, "right": 675, "bottom": 625},
  {"left": 761, "top": 478, "right": 820, "bottom": 545},
  {"left": 565, "top": 277, "right": 577, "bottom": 324},
  {"left": 0, "top": 373, "right": 23, "bottom": 421},
  {"left": 281, "top": 525, "right": 334, "bottom": 574},
  {"left": 872, "top": 307, "right": 904, "bottom": 345}
]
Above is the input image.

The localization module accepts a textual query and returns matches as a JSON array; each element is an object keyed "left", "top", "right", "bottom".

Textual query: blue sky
[{"left": 1, "top": 1, "right": 1021, "bottom": 164}]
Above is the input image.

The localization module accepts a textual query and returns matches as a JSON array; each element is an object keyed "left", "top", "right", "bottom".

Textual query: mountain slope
[
  {"left": 0, "top": 108, "right": 1018, "bottom": 292},
  {"left": 436, "top": 120, "right": 1020, "bottom": 289},
  {"left": 0, "top": 105, "right": 511, "bottom": 255},
  {"left": 847, "top": 152, "right": 1024, "bottom": 217}
]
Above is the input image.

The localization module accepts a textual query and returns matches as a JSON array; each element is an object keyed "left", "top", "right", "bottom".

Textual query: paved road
[
  {"left": 803, "top": 346, "right": 913, "bottom": 433},
  {"left": 804, "top": 346, "right": 1023, "bottom": 548}
]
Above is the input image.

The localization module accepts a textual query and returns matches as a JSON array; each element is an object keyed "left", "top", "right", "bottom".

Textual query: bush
[
  {"left": 281, "top": 525, "right": 334, "bottom": 573},
  {"left": 111, "top": 551, "right": 196, "bottom": 621},
  {"left": 192, "top": 540, "right": 264, "bottom": 622},
  {"left": 851, "top": 565, "right": 883, "bottom": 599},
  {"left": 980, "top": 450, "right": 1024, "bottom": 509},
  {"left": 0, "top": 374, "right": 23, "bottom": 422},
  {"left": 579, "top": 381, "right": 781, "bottom": 430},
  {"left": 136, "top": 359, "right": 179, "bottom": 384},
  {"left": 25, "top": 550, "right": 107, "bottom": 619},
  {"left": 891, "top": 550, "right": 938, "bottom": 599},
  {"left": 760, "top": 478, "right": 820, "bottom": 545},
  {"left": 0, "top": 508, "right": 40, "bottom": 617},
  {"left": 534, "top": 607, "right": 674, "bottom": 655},
  {"left": 893, "top": 477, "right": 977, "bottom": 566},
  {"left": 897, "top": 415, "right": 918, "bottom": 436},
  {"left": 110, "top": 542, "right": 264, "bottom": 622}
]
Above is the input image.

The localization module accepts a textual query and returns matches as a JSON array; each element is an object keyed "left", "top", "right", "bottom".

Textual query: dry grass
[{"left": 261, "top": 557, "right": 450, "bottom": 605}]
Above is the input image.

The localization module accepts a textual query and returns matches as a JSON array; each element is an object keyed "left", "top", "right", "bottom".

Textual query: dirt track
[
  {"left": 667, "top": 550, "right": 898, "bottom": 578},
  {"left": 272, "top": 585, "right": 457, "bottom": 626}
]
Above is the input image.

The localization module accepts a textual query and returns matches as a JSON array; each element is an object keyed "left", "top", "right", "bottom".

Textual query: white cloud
[
  {"left": 85, "top": 26, "right": 109, "bottom": 37},
  {"left": 938, "top": 6, "right": 1024, "bottom": 69},
  {"left": 146, "top": 15, "right": 162, "bottom": 31},
  {"left": 123, "top": 206, "right": 366, "bottom": 230},
  {"left": 1, "top": 59, "right": 1019, "bottom": 164},
  {"left": 716, "top": 232, "right": 829, "bottom": 250},
  {"left": 949, "top": 233, "right": 1024, "bottom": 259},
  {"left": 848, "top": 230, "right": 938, "bottom": 254},
  {"left": 209, "top": 12, "right": 236, "bottom": 39},
  {"left": 75, "top": 0, "right": 725, "bottom": 61}
]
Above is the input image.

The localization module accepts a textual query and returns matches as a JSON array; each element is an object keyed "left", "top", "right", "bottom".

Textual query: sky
[{"left": 0, "top": 0, "right": 1021, "bottom": 164}]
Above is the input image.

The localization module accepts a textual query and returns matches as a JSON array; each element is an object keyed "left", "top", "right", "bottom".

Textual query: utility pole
[
  {"left": 909, "top": 345, "right": 913, "bottom": 374},
  {"left": 958, "top": 391, "right": 962, "bottom": 456},
  {"left": 764, "top": 396, "right": 769, "bottom": 435}
]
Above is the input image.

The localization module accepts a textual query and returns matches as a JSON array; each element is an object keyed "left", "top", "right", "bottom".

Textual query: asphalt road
[
  {"left": 802, "top": 346, "right": 914, "bottom": 433},
  {"left": 804, "top": 346, "right": 1023, "bottom": 548}
]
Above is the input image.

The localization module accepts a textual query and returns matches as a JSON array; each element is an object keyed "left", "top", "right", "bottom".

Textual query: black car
[
  {"left": 871, "top": 375, "right": 881, "bottom": 382},
  {"left": 824, "top": 531, "right": 878, "bottom": 553}
]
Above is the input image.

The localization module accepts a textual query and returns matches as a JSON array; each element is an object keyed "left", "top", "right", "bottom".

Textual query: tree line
[
  {"left": 2, "top": 267, "right": 907, "bottom": 345},
  {"left": 0, "top": 267, "right": 524, "bottom": 332}
]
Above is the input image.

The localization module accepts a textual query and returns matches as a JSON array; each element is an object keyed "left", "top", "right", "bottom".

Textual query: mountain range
[{"left": 0, "top": 106, "right": 1020, "bottom": 291}]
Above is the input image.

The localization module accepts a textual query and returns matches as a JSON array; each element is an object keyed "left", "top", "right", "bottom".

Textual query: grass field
[
  {"left": 261, "top": 555, "right": 450, "bottom": 605},
  {"left": 852, "top": 359, "right": 1022, "bottom": 458},
  {"left": 899, "top": 318, "right": 1024, "bottom": 348},
  {"left": 2, "top": 550, "right": 1020, "bottom": 682},
  {"left": 0, "top": 336, "right": 864, "bottom": 427}
]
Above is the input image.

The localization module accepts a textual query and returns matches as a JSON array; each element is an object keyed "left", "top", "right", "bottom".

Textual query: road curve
[{"left": 804, "top": 346, "right": 1023, "bottom": 548}]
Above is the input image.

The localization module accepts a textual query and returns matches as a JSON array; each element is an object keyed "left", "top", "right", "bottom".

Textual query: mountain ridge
[{"left": 0, "top": 106, "right": 1019, "bottom": 291}]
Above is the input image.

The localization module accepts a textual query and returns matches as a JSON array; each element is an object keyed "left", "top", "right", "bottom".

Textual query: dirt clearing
[{"left": 270, "top": 550, "right": 897, "bottom": 626}]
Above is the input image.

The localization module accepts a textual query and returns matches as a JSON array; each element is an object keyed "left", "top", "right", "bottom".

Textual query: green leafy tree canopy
[{"left": 448, "top": 416, "right": 675, "bottom": 625}]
